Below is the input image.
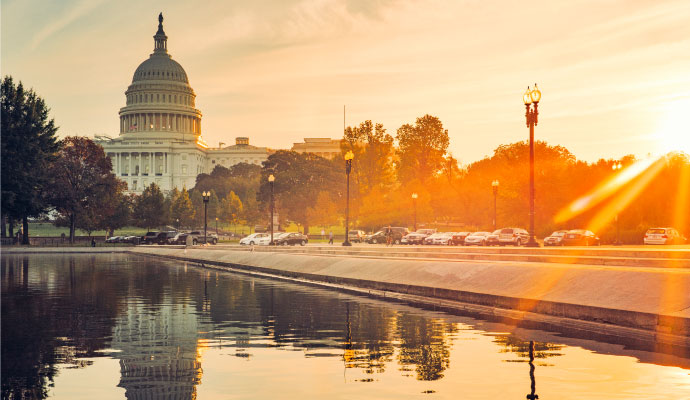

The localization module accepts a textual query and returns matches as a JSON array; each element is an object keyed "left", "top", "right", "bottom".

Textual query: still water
[{"left": 2, "top": 254, "right": 689, "bottom": 399}]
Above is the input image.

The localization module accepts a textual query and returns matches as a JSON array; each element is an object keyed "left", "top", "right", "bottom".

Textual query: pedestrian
[
  {"left": 91, "top": 238, "right": 96, "bottom": 247},
  {"left": 386, "top": 226, "right": 393, "bottom": 246},
  {"left": 328, "top": 231, "right": 334, "bottom": 245},
  {"left": 321, "top": 228, "right": 325, "bottom": 241}
]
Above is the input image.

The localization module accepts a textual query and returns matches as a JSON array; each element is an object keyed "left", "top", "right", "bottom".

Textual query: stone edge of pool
[{"left": 124, "top": 247, "right": 690, "bottom": 346}]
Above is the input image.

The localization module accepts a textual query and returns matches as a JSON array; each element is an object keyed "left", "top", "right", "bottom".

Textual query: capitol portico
[{"left": 96, "top": 14, "right": 268, "bottom": 193}]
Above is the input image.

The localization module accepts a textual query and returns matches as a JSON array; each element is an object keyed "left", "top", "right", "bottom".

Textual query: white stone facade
[{"left": 97, "top": 14, "right": 268, "bottom": 194}]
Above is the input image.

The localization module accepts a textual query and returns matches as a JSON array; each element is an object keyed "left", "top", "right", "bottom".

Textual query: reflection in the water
[
  {"left": 527, "top": 341, "right": 539, "bottom": 400},
  {"left": 2, "top": 254, "right": 689, "bottom": 399}
]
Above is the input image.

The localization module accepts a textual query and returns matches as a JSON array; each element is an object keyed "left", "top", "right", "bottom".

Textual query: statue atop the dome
[{"left": 158, "top": 12, "right": 163, "bottom": 26}]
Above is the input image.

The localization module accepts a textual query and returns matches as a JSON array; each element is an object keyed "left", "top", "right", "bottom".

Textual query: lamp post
[
  {"left": 202, "top": 191, "right": 210, "bottom": 245},
  {"left": 343, "top": 150, "right": 354, "bottom": 246},
  {"left": 215, "top": 217, "right": 218, "bottom": 235},
  {"left": 268, "top": 174, "right": 275, "bottom": 245},
  {"left": 491, "top": 180, "right": 499, "bottom": 230},
  {"left": 411, "top": 193, "right": 418, "bottom": 231},
  {"left": 524, "top": 84, "right": 542, "bottom": 247},
  {"left": 612, "top": 162, "right": 622, "bottom": 245}
]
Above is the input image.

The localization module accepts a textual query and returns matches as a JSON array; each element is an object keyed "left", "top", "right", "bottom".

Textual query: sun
[{"left": 655, "top": 98, "right": 690, "bottom": 154}]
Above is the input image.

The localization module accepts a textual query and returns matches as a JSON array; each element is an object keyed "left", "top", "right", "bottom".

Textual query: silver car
[
  {"left": 463, "top": 232, "right": 491, "bottom": 246},
  {"left": 497, "top": 228, "right": 529, "bottom": 246}
]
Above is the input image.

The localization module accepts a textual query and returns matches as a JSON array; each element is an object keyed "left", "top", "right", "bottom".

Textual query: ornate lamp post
[
  {"left": 215, "top": 217, "right": 218, "bottom": 235},
  {"left": 343, "top": 150, "right": 354, "bottom": 246},
  {"left": 492, "top": 180, "right": 499, "bottom": 230},
  {"left": 612, "top": 162, "right": 622, "bottom": 245},
  {"left": 202, "top": 191, "right": 210, "bottom": 245},
  {"left": 268, "top": 174, "right": 275, "bottom": 245},
  {"left": 524, "top": 84, "right": 542, "bottom": 247},
  {"left": 411, "top": 193, "right": 418, "bottom": 231}
]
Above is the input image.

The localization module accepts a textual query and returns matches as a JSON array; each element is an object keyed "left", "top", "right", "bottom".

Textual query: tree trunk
[
  {"left": 1, "top": 214, "right": 6, "bottom": 237},
  {"left": 22, "top": 216, "right": 29, "bottom": 245},
  {"left": 69, "top": 213, "right": 75, "bottom": 244}
]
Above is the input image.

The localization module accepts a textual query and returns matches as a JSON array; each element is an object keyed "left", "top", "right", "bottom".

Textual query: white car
[
  {"left": 644, "top": 228, "right": 686, "bottom": 245},
  {"left": 240, "top": 233, "right": 271, "bottom": 246},
  {"left": 426, "top": 232, "right": 454, "bottom": 245},
  {"left": 463, "top": 232, "right": 491, "bottom": 246}
]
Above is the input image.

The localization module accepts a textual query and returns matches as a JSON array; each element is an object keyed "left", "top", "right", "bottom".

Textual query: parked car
[
  {"left": 140, "top": 231, "right": 160, "bottom": 245},
  {"left": 486, "top": 230, "right": 501, "bottom": 246},
  {"left": 105, "top": 236, "right": 122, "bottom": 243},
  {"left": 154, "top": 231, "right": 178, "bottom": 245},
  {"left": 366, "top": 227, "right": 409, "bottom": 244},
  {"left": 401, "top": 229, "right": 435, "bottom": 245},
  {"left": 122, "top": 235, "right": 140, "bottom": 245},
  {"left": 450, "top": 232, "right": 471, "bottom": 246},
  {"left": 184, "top": 231, "right": 219, "bottom": 245},
  {"left": 544, "top": 230, "right": 569, "bottom": 246},
  {"left": 561, "top": 230, "right": 600, "bottom": 246},
  {"left": 274, "top": 232, "right": 309, "bottom": 246},
  {"left": 497, "top": 228, "right": 530, "bottom": 246},
  {"left": 463, "top": 231, "right": 491, "bottom": 246},
  {"left": 170, "top": 232, "right": 188, "bottom": 245},
  {"left": 643, "top": 227, "right": 686, "bottom": 245},
  {"left": 348, "top": 230, "right": 366, "bottom": 243},
  {"left": 424, "top": 232, "right": 453, "bottom": 245},
  {"left": 240, "top": 233, "right": 270, "bottom": 245}
]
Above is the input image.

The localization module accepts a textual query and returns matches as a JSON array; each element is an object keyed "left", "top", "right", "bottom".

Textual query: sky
[{"left": 3, "top": 0, "right": 690, "bottom": 164}]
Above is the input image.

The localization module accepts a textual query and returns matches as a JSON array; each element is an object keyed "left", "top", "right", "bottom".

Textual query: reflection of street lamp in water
[{"left": 527, "top": 340, "right": 539, "bottom": 400}]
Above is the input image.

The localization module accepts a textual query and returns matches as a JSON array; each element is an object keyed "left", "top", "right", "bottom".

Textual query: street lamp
[
  {"left": 612, "top": 162, "right": 622, "bottom": 245},
  {"left": 492, "top": 180, "right": 499, "bottom": 230},
  {"left": 411, "top": 193, "right": 418, "bottom": 231},
  {"left": 268, "top": 174, "right": 275, "bottom": 245},
  {"left": 215, "top": 217, "right": 218, "bottom": 235},
  {"left": 343, "top": 150, "right": 354, "bottom": 246},
  {"left": 202, "top": 191, "right": 210, "bottom": 245},
  {"left": 524, "top": 83, "right": 541, "bottom": 247}
]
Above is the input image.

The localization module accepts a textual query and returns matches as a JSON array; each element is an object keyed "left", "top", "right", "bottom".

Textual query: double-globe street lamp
[
  {"left": 268, "top": 174, "right": 275, "bottom": 245},
  {"left": 523, "top": 83, "right": 542, "bottom": 247},
  {"left": 411, "top": 193, "right": 418, "bottom": 231},
  {"left": 491, "top": 180, "right": 499, "bottom": 230},
  {"left": 343, "top": 151, "right": 354, "bottom": 246},
  {"left": 202, "top": 191, "right": 211, "bottom": 245},
  {"left": 612, "top": 162, "right": 622, "bottom": 245}
]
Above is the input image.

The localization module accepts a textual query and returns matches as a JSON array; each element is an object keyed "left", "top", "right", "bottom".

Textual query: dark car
[
  {"left": 366, "top": 227, "right": 409, "bottom": 244},
  {"left": 450, "top": 231, "right": 471, "bottom": 246},
  {"left": 186, "top": 231, "right": 219, "bottom": 245},
  {"left": 486, "top": 230, "right": 501, "bottom": 246},
  {"left": 561, "top": 230, "right": 600, "bottom": 246},
  {"left": 140, "top": 231, "right": 160, "bottom": 244},
  {"left": 274, "top": 232, "right": 309, "bottom": 246},
  {"left": 155, "top": 231, "right": 178, "bottom": 245}
]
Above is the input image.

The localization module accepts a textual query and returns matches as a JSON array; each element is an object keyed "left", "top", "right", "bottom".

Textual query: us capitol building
[{"left": 96, "top": 14, "right": 269, "bottom": 193}]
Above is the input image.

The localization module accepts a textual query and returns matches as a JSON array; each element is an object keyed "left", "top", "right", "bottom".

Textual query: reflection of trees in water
[
  {"left": 396, "top": 315, "right": 456, "bottom": 381},
  {"left": 1, "top": 255, "right": 128, "bottom": 399},
  {"left": 491, "top": 334, "right": 564, "bottom": 360}
]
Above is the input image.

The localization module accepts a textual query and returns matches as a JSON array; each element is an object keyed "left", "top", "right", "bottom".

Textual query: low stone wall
[{"left": 130, "top": 247, "right": 690, "bottom": 342}]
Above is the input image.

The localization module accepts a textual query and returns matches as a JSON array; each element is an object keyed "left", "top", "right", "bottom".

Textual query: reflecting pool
[{"left": 2, "top": 254, "right": 689, "bottom": 399}]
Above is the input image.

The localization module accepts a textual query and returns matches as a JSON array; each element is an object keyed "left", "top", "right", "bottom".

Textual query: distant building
[
  {"left": 291, "top": 138, "right": 343, "bottom": 159},
  {"left": 95, "top": 14, "right": 268, "bottom": 193}
]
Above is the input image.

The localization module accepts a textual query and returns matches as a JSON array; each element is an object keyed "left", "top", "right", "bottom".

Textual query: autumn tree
[
  {"left": 170, "top": 187, "right": 194, "bottom": 228},
  {"left": 1, "top": 76, "right": 60, "bottom": 243},
  {"left": 50, "top": 137, "right": 123, "bottom": 242},
  {"left": 396, "top": 114, "right": 449, "bottom": 183},
  {"left": 306, "top": 191, "right": 340, "bottom": 229},
  {"left": 219, "top": 191, "right": 243, "bottom": 230}
]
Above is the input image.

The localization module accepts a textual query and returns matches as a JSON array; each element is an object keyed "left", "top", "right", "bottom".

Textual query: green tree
[
  {"left": 219, "top": 191, "right": 243, "bottom": 230},
  {"left": 396, "top": 114, "right": 449, "bottom": 183},
  {"left": 1, "top": 76, "right": 60, "bottom": 243},
  {"left": 171, "top": 188, "right": 194, "bottom": 228},
  {"left": 132, "top": 183, "right": 167, "bottom": 230},
  {"left": 306, "top": 191, "right": 340, "bottom": 229},
  {"left": 50, "top": 137, "right": 123, "bottom": 243},
  {"left": 101, "top": 192, "right": 133, "bottom": 236}
]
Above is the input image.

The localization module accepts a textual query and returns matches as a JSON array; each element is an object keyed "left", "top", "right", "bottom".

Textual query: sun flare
[{"left": 655, "top": 98, "right": 690, "bottom": 154}]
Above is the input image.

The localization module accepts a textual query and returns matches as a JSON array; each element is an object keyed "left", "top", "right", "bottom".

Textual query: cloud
[{"left": 30, "top": 0, "right": 106, "bottom": 50}]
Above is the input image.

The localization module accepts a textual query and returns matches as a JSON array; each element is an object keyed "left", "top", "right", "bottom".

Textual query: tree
[
  {"left": 219, "top": 191, "right": 243, "bottom": 230},
  {"left": 1, "top": 76, "right": 60, "bottom": 243},
  {"left": 396, "top": 114, "right": 449, "bottom": 183},
  {"left": 101, "top": 192, "right": 133, "bottom": 236},
  {"left": 170, "top": 188, "right": 194, "bottom": 228},
  {"left": 132, "top": 183, "right": 167, "bottom": 230},
  {"left": 50, "top": 137, "right": 123, "bottom": 243},
  {"left": 306, "top": 191, "right": 340, "bottom": 229}
]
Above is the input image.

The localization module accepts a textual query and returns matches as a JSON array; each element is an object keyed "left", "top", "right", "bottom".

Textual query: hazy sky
[{"left": 3, "top": 0, "right": 690, "bottom": 164}]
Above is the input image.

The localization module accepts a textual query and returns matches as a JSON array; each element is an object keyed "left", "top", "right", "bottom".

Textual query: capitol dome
[{"left": 118, "top": 13, "right": 202, "bottom": 139}]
